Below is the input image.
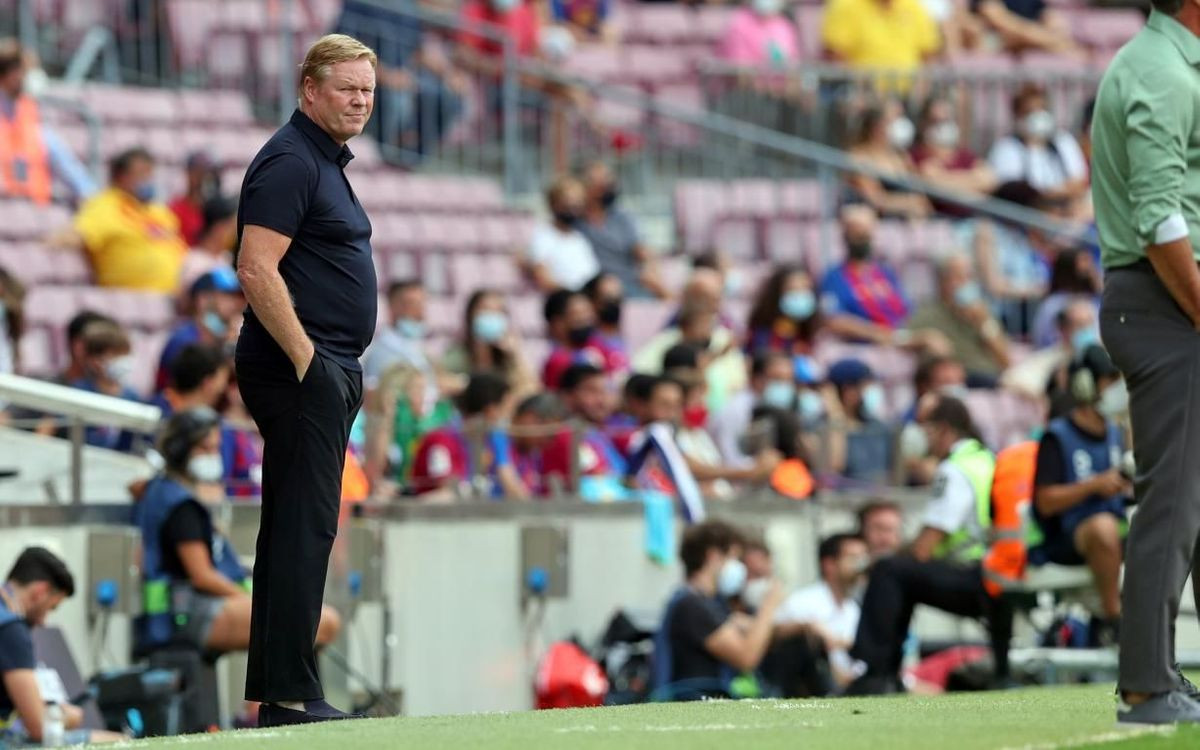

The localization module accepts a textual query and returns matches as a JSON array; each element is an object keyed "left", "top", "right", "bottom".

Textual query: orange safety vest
[
  {"left": 0, "top": 95, "right": 51, "bottom": 204},
  {"left": 982, "top": 440, "right": 1039, "bottom": 597}
]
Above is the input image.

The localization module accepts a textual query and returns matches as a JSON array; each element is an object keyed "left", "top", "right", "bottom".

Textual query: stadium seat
[
  {"left": 1074, "top": 9, "right": 1144, "bottom": 51},
  {"left": 626, "top": 5, "right": 697, "bottom": 46}
]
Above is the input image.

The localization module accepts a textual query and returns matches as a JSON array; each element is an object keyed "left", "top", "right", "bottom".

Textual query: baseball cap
[
  {"left": 190, "top": 267, "right": 240, "bottom": 295},
  {"left": 827, "top": 358, "right": 874, "bottom": 387}
]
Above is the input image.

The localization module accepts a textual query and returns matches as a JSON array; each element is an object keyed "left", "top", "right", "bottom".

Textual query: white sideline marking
[
  {"left": 1000, "top": 725, "right": 1175, "bottom": 750},
  {"left": 553, "top": 721, "right": 822, "bottom": 734}
]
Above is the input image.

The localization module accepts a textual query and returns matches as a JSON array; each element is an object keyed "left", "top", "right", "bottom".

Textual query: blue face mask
[
  {"left": 1071, "top": 327, "right": 1100, "bottom": 354},
  {"left": 953, "top": 281, "right": 983, "bottom": 308},
  {"left": 861, "top": 383, "right": 886, "bottom": 420},
  {"left": 133, "top": 181, "right": 157, "bottom": 203},
  {"left": 780, "top": 289, "right": 816, "bottom": 321},
  {"left": 202, "top": 310, "right": 227, "bottom": 338},
  {"left": 797, "top": 389, "right": 825, "bottom": 422},
  {"left": 761, "top": 380, "right": 796, "bottom": 410},
  {"left": 472, "top": 311, "right": 509, "bottom": 343},
  {"left": 396, "top": 319, "right": 425, "bottom": 340}
]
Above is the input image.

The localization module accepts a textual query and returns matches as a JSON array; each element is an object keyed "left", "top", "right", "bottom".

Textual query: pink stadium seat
[
  {"left": 712, "top": 217, "right": 759, "bottom": 260},
  {"left": 594, "top": 96, "right": 647, "bottom": 131},
  {"left": 729, "top": 179, "right": 779, "bottom": 218},
  {"left": 422, "top": 253, "right": 450, "bottom": 296},
  {"left": 448, "top": 254, "right": 490, "bottom": 296},
  {"left": 481, "top": 255, "right": 523, "bottom": 292},
  {"left": 25, "top": 287, "right": 78, "bottom": 329},
  {"left": 563, "top": 45, "right": 625, "bottom": 83},
  {"left": 765, "top": 217, "right": 806, "bottom": 265},
  {"left": 794, "top": 6, "right": 823, "bottom": 60},
  {"left": 674, "top": 180, "right": 728, "bottom": 253},
  {"left": 694, "top": 6, "right": 735, "bottom": 45},
  {"left": 779, "top": 180, "right": 823, "bottom": 217},
  {"left": 17, "top": 325, "right": 57, "bottom": 377},
  {"left": 627, "top": 5, "right": 697, "bottom": 45},
  {"left": 167, "top": 0, "right": 223, "bottom": 69},
  {"left": 509, "top": 296, "right": 544, "bottom": 337},
  {"left": 424, "top": 296, "right": 461, "bottom": 336},
  {"left": 1075, "top": 9, "right": 1144, "bottom": 50},
  {"left": 621, "top": 299, "right": 675, "bottom": 353},
  {"left": 624, "top": 46, "right": 693, "bottom": 87}
]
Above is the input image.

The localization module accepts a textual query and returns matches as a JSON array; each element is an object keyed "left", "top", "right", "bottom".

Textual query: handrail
[
  {"left": 696, "top": 59, "right": 1106, "bottom": 83},
  {"left": 62, "top": 27, "right": 121, "bottom": 86},
  {"left": 36, "top": 91, "right": 105, "bottom": 181},
  {"left": 0, "top": 373, "right": 161, "bottom": 433}
]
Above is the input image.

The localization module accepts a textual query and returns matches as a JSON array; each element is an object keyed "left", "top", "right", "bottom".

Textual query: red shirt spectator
[
  {"left": 409, "top": 424, "right": 518, "bottom": 497},
  {"left": 459, "top": 0, "right": 541, "bottom": 58},
  {"left": 542, "top": 335, "right": 627, "bottom": 390}
]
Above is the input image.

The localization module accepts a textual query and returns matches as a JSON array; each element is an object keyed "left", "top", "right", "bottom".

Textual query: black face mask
[
  {"left": 567, "top": 324, "right": 594, "bottom": 348},
  {"left": 846, "top": 240, "right": 872, "bottom": 261},
  {"left": 597, "top": 299, "right": 622, "bottom": 326},
  {"left": 600, "top": 187, "right": 618, "bottom": 209},
  {"left": 554, "top": 210, "right": 579, "bottom": 227}
]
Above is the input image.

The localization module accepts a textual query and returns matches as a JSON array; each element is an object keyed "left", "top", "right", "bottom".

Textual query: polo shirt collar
[
  {"left": 290, "top": 109, "right": 355, "bottom": 168},
  {"left": 1148, "top": 10, "right": 1200, "bottom": 67}
]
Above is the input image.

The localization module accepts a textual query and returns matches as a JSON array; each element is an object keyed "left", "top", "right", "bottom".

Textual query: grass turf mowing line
[{"left": 112, "top": 686, "right": 1200, "bottom": 750}]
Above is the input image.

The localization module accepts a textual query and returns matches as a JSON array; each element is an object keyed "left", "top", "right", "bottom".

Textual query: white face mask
[
  {"left": 887, "top": 117, "right": 915, "bottom": 150},
  {"left": 187, "top": 453, "right": 225, "bottom": 483},
  {"left": 898, "top": 421, "right": 929, "bottom": 459},
  {"left": 752, "top": 0, "right": 783, "bottom": 15},
  {"left": 927, "top": 121, "right": 960, "bottom": 148},
  {"left": 717, "top": 558, "right": 748, "bottom": 597},
  {"left": 1097, "top": 380, "right": 1129, "bottom": 419},
  {"left": 104, "top": 355, "right": 135, "bottom": 384},
  {"left": 1020, "top": 110, "right": 1056, "bottom": 141},
  {"left": 861, "top": 383, "right": 886, "bottom": 420}
]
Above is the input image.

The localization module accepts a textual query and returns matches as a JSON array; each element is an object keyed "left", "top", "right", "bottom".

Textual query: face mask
[
  {"left": 898, "top": 421, "right": 929, "bottom": 459},
  {"left": 887, "top": 117, "right": 915, "bottom": 150},
  {"left": 472, "top": 311, "right": 508, "bottom": 343},
  {"left": 104, "top": 355, "right": 134, "bottom": 384},
  {"left": 861, "top": 383, "right": 886, "bottom": 420},
  {"left": 187, "top": 453, "right": 225, "bottom": 483},
  {"left": 1020, "top": 110, "right": 1056, "bottom": 141},
  {"left": 202, "top": 310, "right": 228, "bottom": 338},
  {"left": 717, "top": 558, "right": 748, "bottom": 598},
  {"left": 553, "top": 209, "right": 579, "bottom": 227},
  {"left": 597, "top": 299, "right": 622, "bottom": 326},
  {"left": 683, "top": 404, "right": 708, "bottom": 430},
  {"left": 752, "top": 0, "right": 783, "bottom": 14},
  {"left": 846, "top": 240, "right": 872, "bottom": 262},
  {"left": 741, "top": 577, "right": 770, "bottom": 611},
  {"left": 22, "top": 67, "right": 48, "bottom": 98},
  {"left": 798, "top": 389, "right": 825, "bottom": 422},
  {"left": 761, "top": 380, "right": 796, "bottom": 410},
  {"left": 939, "top": 383, "right": 969, "bottom": 400},
  {"left": 396, "top": 318, "right": 425, "bottom": 340},
  {"left": 600, "top": 187, "right": 618, "bottom": 209},
  {"left": 953, "top": 281, "right": 983, "bottom": 308},
  {"left": 927, "top": 121, "right": 960, "bottom": 148},
  {"left": 491, "top": 0, "right": 519, "bottom": 11},
  {"left": 724, "top": 270, "right": 743, "bottom": 297},
  {"left": 1097, "top": 380, "right": 1129, "bottom": 418},
  {"left": 1070, "top": 327, "right": 1100, "bottom": 355},
  {"left": 133, "top": 181, "right": 157, "bottom": 203},
  {"left": 567, "top": 324, "right": 594, "bottom": 348},
  {"left": 779, "top": 289, "right": 816, "bottom": 320}
]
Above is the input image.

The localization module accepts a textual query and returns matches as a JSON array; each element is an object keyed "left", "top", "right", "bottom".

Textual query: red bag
[{"left": 534, "top": 641, "right": 608, "bottom": 709}]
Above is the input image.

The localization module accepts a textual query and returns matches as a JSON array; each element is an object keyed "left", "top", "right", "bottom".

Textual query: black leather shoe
[{"left": 258, "top": 700, "right": 365, "bottom": 727}]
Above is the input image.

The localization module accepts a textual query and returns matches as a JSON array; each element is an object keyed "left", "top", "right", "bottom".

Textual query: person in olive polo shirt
[{"left": 1091, "top": 1, "right": 1200, "bottom": 725}]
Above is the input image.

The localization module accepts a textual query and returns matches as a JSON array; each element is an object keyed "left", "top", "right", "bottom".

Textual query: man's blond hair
[{"left": 298, "top": 34, "right": 377, "bottom": 95}]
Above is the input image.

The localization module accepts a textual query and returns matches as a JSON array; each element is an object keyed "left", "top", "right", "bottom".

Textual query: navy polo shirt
[{"left": 236, "top": 109, "right": 377, "bottom": 372}]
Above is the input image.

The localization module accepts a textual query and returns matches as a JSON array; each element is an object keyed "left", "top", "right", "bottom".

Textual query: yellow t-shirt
[
  {"left": 74, "top": 188, "right": 186, "bottom": 293},
  {"left": 822, "top": 0, "right": 940, "bottom": 73}
]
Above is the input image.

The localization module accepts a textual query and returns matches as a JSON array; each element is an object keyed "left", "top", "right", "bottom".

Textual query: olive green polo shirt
[{"left": 1091, "top": 11, "right": 1200, "bottom": 269}]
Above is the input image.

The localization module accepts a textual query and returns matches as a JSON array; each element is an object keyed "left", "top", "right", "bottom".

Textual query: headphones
[
  {"left": 1069, "top": 362, "right": 1097, "bottom": 404},
  {"left": 158, "top": 406, "right": 221, "bottom": 473}
]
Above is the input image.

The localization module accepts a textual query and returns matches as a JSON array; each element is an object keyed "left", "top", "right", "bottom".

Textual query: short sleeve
[
  {"left": 1034, "top": 432, "right": 1066, "bottom": 488},
  {"left": 162, "top": 501, "right": 210, "bottom": 546},
  {"left": 1123, "top": 68, "right": 1194, "bottom": 247},
  {"left": 672, "top": 594, "right": 726, "bottom": 647},
  {"left": 921, "top": 464, "right": 976, "bottom": 534},
  {"left": 240, "top": 153, "right": 312, "bottom": 239},
  {"left": 0, "top": 622, "right": 35, "bottom": 674},
  {"left": 988, "top": 138, "right": 1027, "bottom": 183}
]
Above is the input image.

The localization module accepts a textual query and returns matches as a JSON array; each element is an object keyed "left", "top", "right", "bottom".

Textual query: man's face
[
  {"left": 585, "top": 163, "right": 614, "bottom": 200},
  {"left": 552, "top": 182, "right": 586, "bottom": 219},
  {"left": 862, "top": 508, "right": 903, "bottom": 559},
  {"left": 213, "top": 291, "right": 246, "bottom": 324},
  {"left": 564, "top": 296, "right": 596, "bottom": 333},
  {"left": 394, "top": 287, "right": 426, "bottom": 323},
  {"left": 115, "top": 157, "right": 156, "bottom": 198},
  {"left": 833, "top": 539, "right": 869, "bottom": 588},
  {"left": 569, "top": 375, "right": 612, "bottom": 425},
  {"left": 647, "top": 382, "right": 683, "bottom": 425},
  {"left": 941, "top": 258, "right": 972, "bottom": 304},
  {"left": 512, "top": 411, "right": 548, "bottom": 453},
  {"left": 756, "top": 357, "right": 794, "bottom": 394},
  {"left": 303, "top": 58, "right": 376, "bottom": 143},
  {"left": 24, "top": 582, "right": 65, "bottom": 627},
  {"left": 929, "top": 362, "right": 967, "bottom": 394},
  {"left": 742, "top": 548, "right": 772, "bottom": 581},
  {"left": 201, "top": 366, "right": 232, "bottom": 408}
]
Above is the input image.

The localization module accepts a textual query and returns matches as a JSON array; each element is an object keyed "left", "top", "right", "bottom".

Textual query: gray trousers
[{"left": 1101, "top": 266, "right": 1200, "bottom": 694}]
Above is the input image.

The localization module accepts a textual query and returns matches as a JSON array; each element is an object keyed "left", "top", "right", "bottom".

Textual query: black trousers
[
  {"left": 851, "top": 556, "right": 1000, "bottom": 680},
  {"left": 236, "top": 351, "right": 362, "bottom": 702}
]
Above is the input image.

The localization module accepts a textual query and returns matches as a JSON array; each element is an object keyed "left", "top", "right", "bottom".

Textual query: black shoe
[
  {"left": 844, "top": 674, "right": 905, "bottom": 696},
  {"left": 1178, "top": 666, "right": 1200, "bottom": 702},
  {"left": 258, "top": 700, "right": 365, "bottom": 727}
]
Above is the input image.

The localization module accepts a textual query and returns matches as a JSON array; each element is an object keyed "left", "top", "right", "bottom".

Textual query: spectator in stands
[
  {"left": 822, "top": 0, "right": 941, "bottom": 75},
  {"left": 1004, "top": 295, "right": 1097, "bottom": 411},
  {"left": 134, "top": 408, "right": 340, "bottom": 657},
  {"left": 56, "top": 310, "right": 109, "bottom": 385},
  {"left": 845, "top": 103, "right": 933, "bottom": 219},
  {"left": 441, "top": 288, "right": 535, "bottom": 394},
  {"left": 1030, "top": 248, "right": 1101, "bottom": 350},
  {"left": 973, "top": 183, "right": 1057, "bottom": 334},
  {"left": 711, "top": 350, "right": 795, "bottom": 468},
  {"left": 579, "top": 162, "right": 667, "bottom": 299},
  {"left": 0, "top": 39, "right": 96, "bottom": 204},
  {"left": 908, "top": 254, "right": 1012, "bottom": 387},
  {"left": 521, "top": 176, "right": 600, "bottom": 293},
  {"left": 658, "top": 520, "right": 784, "bottom": 698},
  {"left": 911, "top": 95, "right": 997, "bottom": 215},
  {"left": 168, "top": 150, "right": 221, "bottom": 247},
  {"left": 72, "top": 147, "right": 186, "bottom": 293},
  {"left": 719, "top": 0, "right": 801, "bottom": 68},
  {"left": 155, "top": 267, "right": 244, "bottom": 392},
  {"left": 634, "top": 298, "right": 747, "bottom": 411},
  {"left": 0, "top": 266, "right": 23, "bottom": 381},
  {"left": 552, "top": 0, "right": 616, "bottom": 41},
  {"left": 542, "top": 288, "right": 626, "bottom": 389},
  {"left": 897, "top": 355, "right": 967, "bottom": 485},
  {"left": 824, "top": 358, "right": 892, "bottom": 484},
  {"left": 1032, "top": 345, "right": 1128, "bottom": 634},
  {"left": 543, "top": 363, "right": 628, "bottom": 499},
  {"left": 364, "top": 279, "right": 443, "bottom": 403},
  {"left": 410, "top": 371, "right": 529, "bottom": 499},
  {"left": 849, "top": 395, "right": 999, "bottom": 694},
  {"left": 973, "top": 0, "right": 1082, "bottom": 57},
  {"left": 776, "top": 533, "right": 870, "bottom": 688},
  {"left": 988, "top": 84, "right": 1089, "bottom": 212},
  {"left": 364, "top": 364, "right": 454, "bottom": 497},
  {"left": 69, "top": 318, "right": 140, "bottom": 450},
  {"left": 0, "top": 547, "right": 122, "bottom": 745},
  {"left": 676, "top": 266, "right": 737, "bottom": 331},
  {"left": 582, "top": 272, "right": 630, "bottom": 362},
  {"left": 745, "top": 266, "right": 822, "bottom": 356},
  {"left": 857, "top": 500, "right": 905, "bottom": 560},
  {"left": 180, "top": 196, "right": 239, "bottom": 291},
  {"left": 509, "top": 392, "right": 564, "bottom": 497}
]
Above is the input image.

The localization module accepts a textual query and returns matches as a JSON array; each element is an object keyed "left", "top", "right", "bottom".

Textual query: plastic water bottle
[{"left": 42, "top": 702, "right": 64, "bottom": 748}]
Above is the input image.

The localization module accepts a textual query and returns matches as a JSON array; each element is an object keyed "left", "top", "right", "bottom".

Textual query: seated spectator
[
  {"left": 988, "top": 84, "right": 1089, "bottom": 212},
  {"left": 0, "top": 39, "right": 96, "bottom": 204},
  {"left": 776, "top": 534, "right": 870, "bottom": 688},
  {"left": 510, "top": 392, "right": 566, "bottom": 497},
  {"left": 159, "top": 344, "right": 261, "bottom": 497},
  {"left": 1032, "top": 345, "right": 1128, "bottom": 637},
  {"left": 1030, "top": 247, "right": 1101, "bottom": 350},
  {"left": 71, "top": 148, "right": 185, "bottom": 292},
  {"left": 156, "top": 268, "right": 244, "bottom": 392},
  {"left": 441, "top": 288, "right": 534, "bottom": 395},
  {"left": 719, "top": 0, "right": 801, "bottom": 68},
  {"left": 542, "top": 289, "right": 626, "bottom": 389},
  {"left": 634, "top": 298, "right": 747, "bottom": 412},
  {"left": 168, "top": 150, "right": 221, "bottom": 247},
  {"left": 57, "top": 311, "right": 111, "bottom": 385},
  {"left": 180, "top": 195, "right": 239, "bottom": 291},
  {"left": 625, "top": 375, "right": 706, "bottom": 519},
  {"left": 824, "top": 358, "right": 892, "bottom": 484},
  {"left": 711, "top": 350, "right": 796, "bottom": 468},
  {"left": 897, "top": 355, "right": 967, "bottom": 485},
  {"left": 845, "top": 103, "right": 933, "bottom": 220},
  {"left": 582, "top": 272, "right": 630, "bottom": 363},
  {"left": 910, "top": 95, "right": 997, "bottom": 215},
  {"left": 821, "top": 0, "right": 940, "bottom": 76},
  {"left": 552, "top": 0, "right": 616, "bottom": 42},
  {"left": 908, "top": 254, "right": 1011, "bottom": 388},
  {"left": 745, "top": 266, "right": 822, "bottom": 357},
  {"left": 134, "top": 408, "right": 340, "bottom": 655},
  {"left": 543, "top": 363, "right": 628, "bottom": 498},
  {"left": 410, "top": 371, "right": 529, "bottom": 499},
  {"left": 364, "top": 365, "right": 454, "bottom": 495},
  {"left": 0, "top": 266, "right": 23, "bottom": 381},
  {"left": 579, "top": 163, "right": 667, "bottom": 299},
  {"left": 68, "top": 319, "right": 141, "bottom": 450},
  {"left": 973, "top": 184, "right": 1059, "bottom": 334},
  {"left": 973, "top": 0, "right": 1082, "bottom": 57},
  {"left": 857, "top": 500, "right": 905, "bottom": 560},
  {"left": 521, "top": 176, "right": 600, "bottom": 292},
  {"left": 674, "top": 266, "right": 738, "bottom": 332},
  {"left": 0, "top": 547, "right": 122, "bottom": 745},
  {"left": 656, "top": 520, "right": 784, "bottom": 699}
]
